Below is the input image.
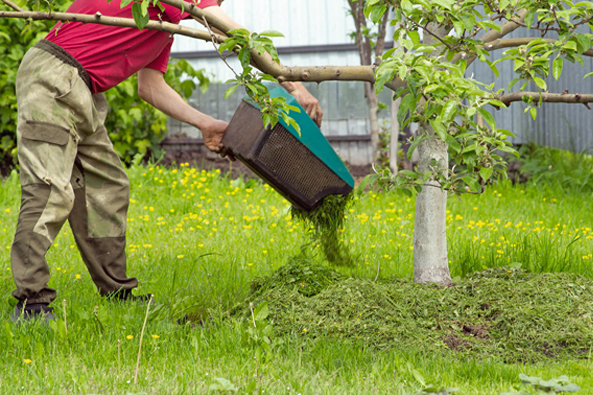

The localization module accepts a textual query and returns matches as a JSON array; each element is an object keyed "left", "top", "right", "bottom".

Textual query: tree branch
[
  {"left": 454, "top": 9, "right": 529, "bottom": 66},
  {"left": 482, "top": 37, "right": 593, "bottom": 57},
  {"left": 160, "top": 0, "right": 235, "bottom": 35},
  {"left": 0, "top": 0, "right": 404, "bottom": 90},
  {"left": 498, "top": 91, "right": 593, "bottom": 107},
  {"left": 509, "top": 17, "right": 560, "bottom": 33},
  {"left": 0, "top": 9, "right": 226, "bottom": 42},
  {"left": 202, "top": 16, "right": 238, "bottom": 78},
  {"left": 1, "top": 0, "right": 22, "bottom": 12},
  {"left": 479, "top": 9, "right": 529, "bottom": 44}
]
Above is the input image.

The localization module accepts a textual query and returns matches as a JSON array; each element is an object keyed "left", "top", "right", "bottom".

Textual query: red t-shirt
[{"left": 46, "top": 0, "right": 218, "bottom": 93}]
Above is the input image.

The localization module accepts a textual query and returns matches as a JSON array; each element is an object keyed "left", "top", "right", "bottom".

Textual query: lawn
[{"left": 1, "top": 156, "right": 593, "bottom": 394}]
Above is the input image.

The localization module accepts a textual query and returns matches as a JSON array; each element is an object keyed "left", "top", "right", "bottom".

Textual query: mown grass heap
[
  {"left": 244, "top": 261, "right": 593, "bottom": 363},
  {"left": 291, "top": 194, "right": 357, "bottom": 266}
]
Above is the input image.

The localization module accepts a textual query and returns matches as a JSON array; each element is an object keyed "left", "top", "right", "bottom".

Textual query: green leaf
[
  {"left": 441, "top": 100, "right": 458, "bottom": 122},
  {"left": 368, "top": 4, "right": 387, "bottom": 23},
  {"left": 533, "top": 77, "right": 547, "bottom": 90},
  {"left": 462, "top": 176, "right": 481, "bottom": 193},
  {"left": 258, "top": 30, "right": 285, "bottom": 38},
  {"left": 399, "top": 170, "right": 420, "bottom": 179},
  {"left": 552, "top": 57, "right": 563, "bottom": 80},
  {"left": 140, "top": 0, "right": 148, "bottom": 16},
  {"left": 479, "top": 167, "right": 493, "bottom": 182},
  {"left": 408, "top": 30, "right": 420, "bottom": 46},
  {"left": 498, "top": 128, "right": 515, "bottom": 137},
  {"left": 487, "top": 99, "right": 506, "bottom": 108},
  {"left": 120, "top": 0, "right": 134, "bottom": 8},
  {"left": 445, "top": 134, "right": 461, "bottom": 153},
  {"left": 583, "top": 72, "right": 593, "bottom": 79},
  {"left": 563, "top": 41, "right": 578, "bottom": 51},
  {"left": 224, "top": 85, "right": 239, "bottom": 99},
  {"left": 477, "top": 108, "right": 496, "bottom": 129},
  {"left": 453, "top": 20, "right": 465, "bottom": 37},
  {"left": 254, "top": 302, "right": 269, "bottom": 322},
  {"left": 530, "top": 107, "right": 537, "bottom": 120},
  {"left": 131, "top": 3, "right": 150, "bottom": 30},
  {"left": 407, "top": 135, "right": 426, "bottom": 161},
  {"left": 431, "top": 0, "right": 454, "bottom": 10},
  {"left": 525, "top": 10, "right": 536, "bottom": 29},
  {"left": 400, "top": 0, "right": 413, "bottom": 14},
  {"left": 430, "top": 119, "right": 448, "bottom": 141},
  {"left": 398, "top": 94, "right": 416, "bottom": 127},
  {"left": 238, "top": 47, "right": 251, "bottom": 68}
]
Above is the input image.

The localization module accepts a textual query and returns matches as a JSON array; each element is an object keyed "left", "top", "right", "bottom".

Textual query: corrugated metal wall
[
  {"left": 466, "top": 26, "right": 593, "bottom": 153},
  {"left": 172, "top": 0, "right": 367, "bottom": 82},
  {"left": 168, "top": 0, "right": 396, "bottom": 165},
  {"left": 168, "top": 3, "right": 593, "bottom": 165}
]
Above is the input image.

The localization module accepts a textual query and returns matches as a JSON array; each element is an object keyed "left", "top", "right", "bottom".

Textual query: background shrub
[{"left": 0, "top": 0, "right": 209, "bottom": 173}]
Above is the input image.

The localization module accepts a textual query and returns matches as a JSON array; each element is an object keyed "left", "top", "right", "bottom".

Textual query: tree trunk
[
  {"left": 390, "top": 96, "right": 401, "bottom": 175},
  {"left": 365, "top": 82, "right": 380, "bottom": 161},
  {"left": 413, "top": 136, "right": 452, "bottom": 285},
  {"left": 411, "top": 23, "right": 452, "bottom": 285}
]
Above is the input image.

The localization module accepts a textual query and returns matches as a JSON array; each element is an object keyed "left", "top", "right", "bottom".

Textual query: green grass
[{"left": 1, "top": 160, "right": 593, "bottom": 394}]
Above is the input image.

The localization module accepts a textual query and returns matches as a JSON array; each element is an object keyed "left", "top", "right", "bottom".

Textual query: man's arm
[
  {"left": 201, "top": 5, "right": 324, "bottom": 126},
  {"left": 137, "top": 67, "right": 229, "bottom": 154}
]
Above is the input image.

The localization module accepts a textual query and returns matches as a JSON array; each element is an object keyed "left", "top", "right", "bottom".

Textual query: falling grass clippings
[{"left": 291, "top": 194, "right": 357, "bottom": 266}]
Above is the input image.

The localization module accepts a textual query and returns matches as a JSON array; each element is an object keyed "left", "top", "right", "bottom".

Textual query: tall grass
[{"left": 0, "top": 148, "right": 593, "bottom": 393}]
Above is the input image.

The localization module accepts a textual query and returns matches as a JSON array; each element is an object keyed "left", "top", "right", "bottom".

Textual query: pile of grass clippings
[
  {"left": 242, "top": 264, "right": 593, "bottom": 363},
  {"left": 250, "top": 256, "right": 344, "bottom": 297},
  {"left": 291, "top": 194, "right": 357, "bottom": 266}
]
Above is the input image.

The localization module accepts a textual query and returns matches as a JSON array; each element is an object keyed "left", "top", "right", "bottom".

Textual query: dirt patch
[{"left": 443, "top": 333, "right": 474, "bottom": 351}]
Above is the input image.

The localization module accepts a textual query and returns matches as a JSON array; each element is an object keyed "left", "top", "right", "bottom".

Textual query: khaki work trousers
[{"left": 11, "top": 46, "right": 138, "bottom": 304}]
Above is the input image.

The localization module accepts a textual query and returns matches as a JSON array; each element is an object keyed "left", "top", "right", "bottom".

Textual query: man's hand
[
  {"left": 201, "top": 118, "right": 235, "bottom": 160},
  {"left": 137, "top": 68, "right": 234, "bottom": 161},
  {"left": 283, "top": 83, "right": 323, "bottom": 127}
]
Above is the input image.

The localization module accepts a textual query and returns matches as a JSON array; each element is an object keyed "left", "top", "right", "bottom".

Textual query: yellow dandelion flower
[
  {"left": 177, "top": 255, "right": 184, "bottom": 259},
  {"left": 75, "top": 274, "right": 81, "bottom": 279},
  {"left": 5, "top": 208, "right": 11, "bottom": 213},
  {"left": 23, "top": 359, "right": 32, "bottom": 364},
  {"left": 126, "top": 335, "right": 134, "bottom": 340},
  {"left": 151, "top": 334, "right": 160, "bottom": 339}
]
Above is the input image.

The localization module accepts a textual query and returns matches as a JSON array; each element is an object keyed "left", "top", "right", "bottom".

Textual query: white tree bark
[
  {"left": 413, "top": 137, "right": 452, "bottom": 285},
  {"left": 390, "top": 97, "right": 401, "bottom": 175},
  {"left": 412, "top": 23, "right": 452, "bottom": 285}
]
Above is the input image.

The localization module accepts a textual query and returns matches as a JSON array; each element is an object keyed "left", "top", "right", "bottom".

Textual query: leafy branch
[{"left": 216, "top": 28, "right": 302, "bottom": 133}]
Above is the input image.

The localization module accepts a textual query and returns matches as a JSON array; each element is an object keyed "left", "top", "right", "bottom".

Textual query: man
[{"left": 11, "top": 0, "right": 323, "bottom": 321}]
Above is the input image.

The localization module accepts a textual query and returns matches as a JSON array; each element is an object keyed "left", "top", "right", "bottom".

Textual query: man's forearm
[{"left": 137, "top": 68, "right": 214, "bottom": 130}]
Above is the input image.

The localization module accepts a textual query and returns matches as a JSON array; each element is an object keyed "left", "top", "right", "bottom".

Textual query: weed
[{"left": 501, "top": 374, "right": 580, "bottom": 394}]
